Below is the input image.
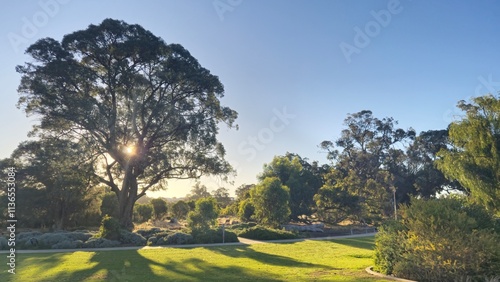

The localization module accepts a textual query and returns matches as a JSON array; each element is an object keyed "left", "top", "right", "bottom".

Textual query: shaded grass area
[{"left": 2, "top": 236, "right": 389, "bottom": 281}]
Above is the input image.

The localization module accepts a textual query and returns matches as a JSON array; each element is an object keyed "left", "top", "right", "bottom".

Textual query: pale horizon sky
[{"left": 2, "top": 0, "right": 500, "bottom": 198}]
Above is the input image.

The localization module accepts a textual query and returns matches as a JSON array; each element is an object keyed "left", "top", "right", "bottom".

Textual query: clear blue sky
[{"left": 2, "top": 0, "right": 500, "bottom": 198}]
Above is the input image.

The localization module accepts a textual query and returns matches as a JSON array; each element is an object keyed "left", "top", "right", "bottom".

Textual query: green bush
[
  {"left": 228, "top": 222, "right": 258, "bottom": 231},
  {"left": 187, "top": 197, "right": 219, "bottom": 231},
  {"left": 96, "top": 215, "right": 121, "bottom": 240},
  {"left": 238, "top": 199, "right": 255, "bottom": 221},
  {"left": 237, "top": 226, "right": 298, "bottom": 240},
  {"left": 135, "top": 228, "right": 163, "bottom": 239},
  {"left": 373, "top": 220, "right": 406, "bottom": 275},
  {"left": 119, "top": 230, "right": 147, "bottom": 246},
  {"left": 52, "top": 240, "right": 83, "bottom": 249},
  {"left": 374, "top": 197, "right": 500, "bottom": 281},
  {"left": 83, "top": 238, "right": 121, "bottom": 248},
  {"left": 192, "top": 228, "right": 239, "bottom": 244},
  {"left": 163, "top": 232, "right": 194, "bottom": 245},
  {"left": 134, "top": 203, "right": 154, "bottom": 223}
]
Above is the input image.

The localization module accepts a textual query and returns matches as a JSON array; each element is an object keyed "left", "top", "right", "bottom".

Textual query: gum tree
[{"left": 16, "top": 19, "right": 238, "bottom": 229}]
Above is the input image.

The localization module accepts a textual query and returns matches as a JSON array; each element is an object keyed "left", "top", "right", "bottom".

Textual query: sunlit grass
[{"left": 2, "top": 235, "right": 390, "bottom": 281}]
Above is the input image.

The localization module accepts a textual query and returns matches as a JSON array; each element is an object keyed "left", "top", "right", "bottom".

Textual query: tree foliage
[
  {"left": 150, "top": 198, "right": 168, "bottom": 220},
  {"left": 187, "top": 197, "right": 219, "bottom": 231},
  {"left": 318, "top": 110, "right": 415, "bottom": 223},
  {"left": 375, "top": 197, "right": 500, "bottom": 281},
  {"left": 437, "top": 95, "right": 500, "bottom": 213},
  {"left": 251, "top": 177, "right": 290, "bottom": 228},
  {"left": 0, "top": 139, "right": 99, "bottom": 229},
  {"left": 16, "top": 19, "right": 237, "bottom": 229},
  {"left": 171, "top": 200, "right": 190, "bottom": 219},
  {"left": 259, "top": 153, "right": 324, "bottom": 220}
]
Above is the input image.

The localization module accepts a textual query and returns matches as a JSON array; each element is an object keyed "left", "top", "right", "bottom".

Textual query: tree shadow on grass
[
  {"left": 12, "top": 249, "right": 285, "bottom": 282},
  {"left": 327, "top": 236, "right": 376, "bottom": 251},
  {"left": 208, "top": 244, "right": 339, "bottom": 270}
]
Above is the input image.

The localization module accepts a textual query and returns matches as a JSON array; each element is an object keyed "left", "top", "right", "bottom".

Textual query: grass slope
[{"left": 2, "top": 236, "right": 389, "bottom": 281}]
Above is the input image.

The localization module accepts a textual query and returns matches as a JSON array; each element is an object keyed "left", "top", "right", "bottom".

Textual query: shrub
[
  {"left": 151, "top": 198, "right": 168, "bottom": 220},
  {"left": 171, "top": 200, "right": 190, "bottom": 219},
  {"left": 83, "top": 238, "right": 121, "bottom": 248},
  {"left": 227, "top": 222, "right": 257, "bottom": 231},
  {"left": 52, "top": 240, "right": 83, "bottom": 249},
  {"left": 66, "top": 231, "right": 93, "bottom": 242},
  {"left": 0, "top": 236, "right": 8, "bottom": 250},
  {"left": 374, "top": 197, "right": 500, "bottom": 281},
  {"left": 17, "top": 231, "right": 42, "bottom": 240},
  {"left": 118, "top": 230, "right": 147, "bottom": 246},
  {"left": 237, "top": 226, "right": 297, "bottom": 240},
  {"left": 192, "top": 228, "right": 238, "bottom": 244},
  {"left": 238, "top": 199, "right": 255, "bottom": 222},
  {"left": 373, "top": 220, "right": 406, "bottom": 275},
  {"left": 187, "top": 197, "right": 219, "bottom": 231},
  {"left": 135, "top": 228, "right": 162, "bottom": 239},
  {"left": 37, "top": 233, "right": 72, "bottom": 248},
  {"left": 134, "top": 203, "right": 153, "bottom": 223},
  {"left": 100, "top": 192, "right": 119, "bottom": 218},
  {"left": 96, "top": 215, "right": 121, "bottom": 240}
]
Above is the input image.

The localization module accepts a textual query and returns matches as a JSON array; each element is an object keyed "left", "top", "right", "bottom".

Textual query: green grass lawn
[{"left": 2, "top": 236, "right": 389, "bottom": 282}]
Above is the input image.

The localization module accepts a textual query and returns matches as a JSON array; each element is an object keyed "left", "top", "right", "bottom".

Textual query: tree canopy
[
  {"left": 437, "top": 95, "right": 500, "bottom": 213},
  {"left": 16, "top": 19, "right": 237, "bottom": 229}
]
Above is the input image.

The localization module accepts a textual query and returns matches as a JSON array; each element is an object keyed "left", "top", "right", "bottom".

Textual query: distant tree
[
  {"left": 16, "top": 19, "right": 237, "bottom": 229},
  {"left": 437, "top": 95, "right": 500, "bottom": 213},
  {"left": 101, "top": 192, "right": 120, "bottom": 218},
  {"left": 187, "top": 197, "right": 219, "bottom": 231},
  {"left": 259, "top": 153, "right": 323, "bottom": 220},
  {"left": 211, "top": 187, "right": 232, "bottom": 208},
  {"left": 187, "top": 182, "right": 211, "bottom": 201},
  {"left": 319, "top": 110, "right": 415, "bottom": 223},
  {"left": 134, "top": 203, "right": 153, "bottom": 223},
  {"left": 171, "top": 200, "right": 190, "bottom": 219},
  {"left": 238, "top": 199, "right": 255, "bottom": 222},
  {"left": 405, "top": 130, "right": 464, "bottom": 199},
  {"left": 235, "top": 184, "right": 254, "bottom": 200},
  {"left": 150, "top": 198, "right": 168, "bottom": 220},
  {"left": 0, "top": 139, "right": 97, "bottom": 229},
  {"left": 251, "top": 177, "right": 290, "bottom": 228}
]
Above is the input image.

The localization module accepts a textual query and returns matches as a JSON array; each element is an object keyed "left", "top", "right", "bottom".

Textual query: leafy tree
[
  {"left": 101, "top": 192, "right": 120, "bottom": 218},
  {"left": 251, "top": 177, "right": 290, "bottom": 228},
  {"left": 211, "top": 187, "right": 232, "bottom": 208},
  {"left": 405, "top": 130, "right": 464, "bottom": 199},
  {"left": 238, "top": 199, "right": 255, "bottom": 222},
  {"left": 171, "top": 200, "right": 190, "bottom": 219},
  {"left": 150, "top": 198, "right": 168, "bottom": 220},
  {"left": 134, "top": 203, "right": 153, "bottom": 223},
  {"left": 259, "top": 153, "right": 323, "bottom": 220},
  {"left": 0, "top": 139, "right": 97, "bottom": 229},
  {"left": 235, "top": 184, "right": 254, "bottom": 200},
  {"left": 437, "top": 95, "right": 500, "bottom": 213},
  {"left": 319, "top": 110, "right": 415, "bottom": 223},
  {"left": 16, "top": 19, "right": 237, "bottom": 229},
  {"left": 187, "top": 197, "right": 219, "bottom": 231},
  {"left": 187, "top": 182, "right": 211, "bottom": 201}
]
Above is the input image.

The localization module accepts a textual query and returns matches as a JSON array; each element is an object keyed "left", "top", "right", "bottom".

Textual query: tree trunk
[{"left": 118, "top": 167, "right": 138, "bottom": 231}]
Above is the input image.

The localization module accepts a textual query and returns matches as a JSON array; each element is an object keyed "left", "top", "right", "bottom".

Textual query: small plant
[
  {"left": 96, "top": 215, "right": 121, "bottom": 240},
  {"left": 237, "top": 226, "right": 297, "bottom": 240},
  {"left": 119, "top": 230, "right": 146, "bottom": 246},
  {"left": 83, "top": 238, "right": 121, "bottom": 248}
]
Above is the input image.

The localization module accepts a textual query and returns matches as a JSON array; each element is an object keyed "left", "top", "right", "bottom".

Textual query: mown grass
[{"left": 2, "top": 235, "right": 389, "bottom": 281}]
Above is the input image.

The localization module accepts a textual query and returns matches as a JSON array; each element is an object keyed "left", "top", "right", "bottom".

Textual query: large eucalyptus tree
[{"left": 16, "top": 19, "right": 237, "bottom": 229}]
